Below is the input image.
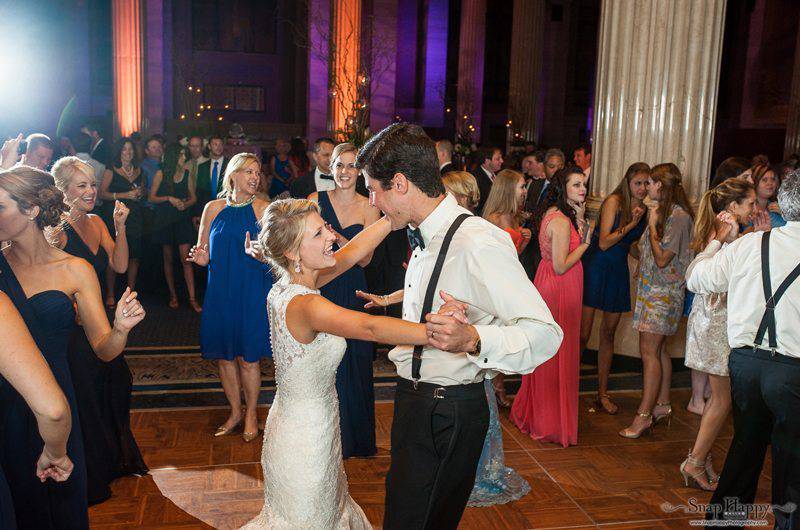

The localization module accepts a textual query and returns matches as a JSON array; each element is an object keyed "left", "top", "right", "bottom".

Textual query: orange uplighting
[
  {"left": 331, "top": 0, "right": 361, "bottom": 133},
  {"left": 112, "top": 0, "right": 143, "bottom": 137}
]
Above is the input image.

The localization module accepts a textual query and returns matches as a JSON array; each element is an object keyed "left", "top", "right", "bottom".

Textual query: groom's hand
[
  {"left": 424, "top": 313, "right": 480, "bottom": 353},
  {"left": 436, "top": 290, "right": 469, "bottom": 324}
]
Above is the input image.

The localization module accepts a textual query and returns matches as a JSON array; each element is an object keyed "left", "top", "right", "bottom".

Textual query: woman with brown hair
[
  {"left": 621, "top": 163, "right": 695, "bottom": 438},
  {"left": 580, "top": 162, "right": 649, "bottom": 415},
  {"left": 0, "top": 165, "right": 144, "bottom": 529},
  {"left": 680, "top": 178, "right": 755, "bottom": 490}
]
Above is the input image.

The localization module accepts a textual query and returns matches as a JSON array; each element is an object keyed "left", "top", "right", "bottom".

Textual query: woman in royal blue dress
[
  {"left": 0, "top": 292, "right": 73, "bottom": 529},
  {"left": 189, "top": 153, "right": 273, "bottom": 443},
  {"left": 309, "top": 142, "right": 381, "bottom": 458},
  {"left": 0, "top": 166, "right": 145, "bottom": 529},
  {"left": 579, "top": 162, "right": 649, "bottom": 415}
]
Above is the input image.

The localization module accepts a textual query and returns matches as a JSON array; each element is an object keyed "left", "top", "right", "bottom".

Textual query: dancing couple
[{"left": 242, "top": 124, "right": 563, "bottom": 529}]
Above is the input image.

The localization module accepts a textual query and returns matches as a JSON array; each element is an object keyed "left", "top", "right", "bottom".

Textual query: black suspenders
[
  {"left": 411, "top": 213, "right": 472, "bottom": 386},
  {"left": 754, "top": 231, "right": 800, "bottom": 355}
]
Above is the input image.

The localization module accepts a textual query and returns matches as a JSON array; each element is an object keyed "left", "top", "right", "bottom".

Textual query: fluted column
[
  {"left": 508, "top": 0, "right": 545, "bottom": 143},
  {"left": 785, "top": 14, "right": 800, "bottom": 158},
  {"left": 457, "top": 0, "right": 486, "bottom": 141},
  {"left": 112, "top": 0, "right": 144, "bottom": 137},
  {"left": 330, "top": 0, "right": 362, "bottom": 134},
  {"left": 591, "top": 0, "right": 726, "bottom": 203}
]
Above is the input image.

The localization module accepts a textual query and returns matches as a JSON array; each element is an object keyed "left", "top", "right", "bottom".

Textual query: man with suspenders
[
  {"left": 688, "top": 170, "right": 800, "bottom": 529},
  {"left": 357, "top": 123, "right": 564, "bottom": 530}
]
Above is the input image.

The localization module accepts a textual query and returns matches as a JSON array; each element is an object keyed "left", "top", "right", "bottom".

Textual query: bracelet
[
  {"left": 113, "top": 192, "right": 117, "bottom": 200},
  {"left": 381, "top": 295, "right": 389, "bottom": 306}
]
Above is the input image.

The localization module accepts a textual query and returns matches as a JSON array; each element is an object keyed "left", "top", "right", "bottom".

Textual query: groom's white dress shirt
[{"left": 389, "top": 193, "right": 563, "bottom": 386}]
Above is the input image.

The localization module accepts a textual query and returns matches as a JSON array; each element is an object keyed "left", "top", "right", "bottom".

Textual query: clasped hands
[{"left": 425, "top": 291, "right": 480, "bottom": 354}]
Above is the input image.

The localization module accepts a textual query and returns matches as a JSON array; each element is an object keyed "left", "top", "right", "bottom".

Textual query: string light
[
  {"left": 224, "top": 104, "right": 230, "bottom": 109},
  {"left": 188, "top": 85, "right": 193, "bottom": 91},
  {"left": 195, "top": 112, "right": 201, "bottom": 117},
  {"left": 195, "top": 88, "right": 201, "bottom": 93},
  {"left": 217, "top": 116, "right": 223, "bottom": 121},
  {"left": 180, "top": 114, "right": 186, "bottom": 120},
  {"left": 445, "top": 107, "right": 451, "bottom": 113},
  {"left": 199, "top": 104, "right": 205, "bottom": 110}
]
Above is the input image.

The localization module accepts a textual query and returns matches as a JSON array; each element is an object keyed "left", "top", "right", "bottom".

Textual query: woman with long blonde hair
[
  {"left": 680, "top": 178, "right": 755, "bottom": 491},
  {"left": 621, "top": 163, "right": 695, "bottom": 438},
  {"left": 482, "top": 169, "right": 532, "bottom": 255},
  {"left": 188, "top": 153, "right": 273, "bottom": 442}
]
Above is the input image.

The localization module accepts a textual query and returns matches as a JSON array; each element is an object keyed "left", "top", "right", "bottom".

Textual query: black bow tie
[
  {"left": 407, "top": 227, "right": 425, "bottom": 251},
  {"left": 319, "top": 174, "right": 334, "bottom": 181}
]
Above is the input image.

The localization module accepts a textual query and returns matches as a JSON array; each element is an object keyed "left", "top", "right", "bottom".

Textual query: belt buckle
[
  {"left": 433, "top": 387, "right": 446, "bottom": 399},
  {"left": 412, "top": 379, "right": 419, "bottom": 390},
  {"left": 770, "top": 347, "right": 777, "bottom": 357}
]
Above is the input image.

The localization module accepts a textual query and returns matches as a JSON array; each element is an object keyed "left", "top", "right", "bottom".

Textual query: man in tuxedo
[
  {"left": 289, "top": 137, "right": 336, "bottom": 198},
  {"left": 573, "top": 142, "right": 592, "bottom": 182},
  {"left": 80, "top": 118, "right": 111, "bottom": 167},
  {"left": 519, "top": 148, "right": 564, "bottom": 279},
  {"left": 194, "top": 135, "right": 228, "bottom": 222},
  {"left": 521, "top": 150, "right": 547, "bottom": 212},
  {"left": 187, "top": 135, "right": 207, "bottom": 165},
  {"left": 471, "top": 146, "right": 504, "bottom": 213},
  {"left": 436, "top": 139, "right": 455, "bottom": 175}
]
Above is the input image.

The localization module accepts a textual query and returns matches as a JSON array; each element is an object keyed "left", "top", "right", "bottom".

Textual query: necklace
[
  {"left": 226, "top": 194, "right": 256, "bottom": 208},
  {"left": 121, "top": 164, "right": 134, "bottom": 179}
]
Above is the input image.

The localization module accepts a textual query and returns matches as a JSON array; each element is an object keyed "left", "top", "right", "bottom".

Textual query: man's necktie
[
  {"left": 211, "top": 161, "right": 220, "bottom": 193},
  {"left": 407, "top": 227, "right": 425, "bottom": 251},
  {"left": 319, "top": 173, "right": 334, "bottom": 181}
]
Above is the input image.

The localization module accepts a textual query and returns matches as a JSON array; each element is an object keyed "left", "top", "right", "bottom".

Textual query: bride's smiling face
[{"left": 293, "top": 211, "right": 337, "bottom": 271}]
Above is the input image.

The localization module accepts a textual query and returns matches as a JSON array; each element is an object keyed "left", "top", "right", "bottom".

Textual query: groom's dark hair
[{"left": 355, "top": 123, "right": 445, "bottom": 198}]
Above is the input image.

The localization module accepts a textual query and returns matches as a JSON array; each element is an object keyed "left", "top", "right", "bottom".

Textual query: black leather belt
[{"left": 396, "top": 378, "right": 484, "bottom": 399}]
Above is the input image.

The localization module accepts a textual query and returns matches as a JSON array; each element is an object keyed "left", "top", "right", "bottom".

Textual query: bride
[{"left": 242, "top": 199, "right": 457, "bottom": 529}]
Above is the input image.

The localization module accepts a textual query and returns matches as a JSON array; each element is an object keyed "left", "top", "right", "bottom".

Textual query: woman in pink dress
[{"left": 510, "top": 166, "right": 592, "bottom": 447}]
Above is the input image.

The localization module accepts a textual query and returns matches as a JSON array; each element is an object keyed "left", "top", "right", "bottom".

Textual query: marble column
[
  {"left": 784, "top": 13, "right": 800, "bottom": 159},
  {"left": 330, "top": 0, "right": 362, "bottom": 134},
  {"left": 368, "top": 0, "right": 397, "bottom": 132},
  {"left": 143, "top": 0, "right": 172, "bottom": 135},
  {"left": 307, "top": 0, "right": 331, "bottom": 142},
  {"left": 591, "top": 0, "right": 726, "bottom": 204},
  {"left": 112, "top": 0, "right": 144, "bottom": 137},
  {"left": 508, "top": 0, "right": 545, "bottom": 143},
  {"left": 457, "top": 0, "right": 486, "bottom": 141}
]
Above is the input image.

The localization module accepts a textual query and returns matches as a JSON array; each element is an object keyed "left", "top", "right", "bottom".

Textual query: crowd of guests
[{"left": 0, "top": 121, "right": 798, "bottom": 528}]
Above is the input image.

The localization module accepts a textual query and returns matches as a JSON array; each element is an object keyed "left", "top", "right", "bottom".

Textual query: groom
[{"left": 357, "top": 123, "right": 563, "bottom": 529}]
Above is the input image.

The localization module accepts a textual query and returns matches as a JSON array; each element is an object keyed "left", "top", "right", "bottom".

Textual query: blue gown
[
  {"left": 582, "top": 212, "right": 647, "bottom": 313},
  {"left": 201, "top": 202, "right": 273, "bottom": 362},
  {"left": 318, "top": 192, "right": 377, "bottom": 458},
  {"left": 468, "top": 379, "right": 531, "bottom": 506},
  {"left": 0, "top": 253, "right": 89, "bottom": 529}
]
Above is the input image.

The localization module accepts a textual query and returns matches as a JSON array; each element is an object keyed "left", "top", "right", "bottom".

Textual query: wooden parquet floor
[{"left": 89, "top": 388, "right": 773, "bottom": 529}]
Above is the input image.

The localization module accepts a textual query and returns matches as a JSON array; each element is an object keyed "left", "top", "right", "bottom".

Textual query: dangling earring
[{"left": 294, "top": 260, "right": 302, "bottom": 273}]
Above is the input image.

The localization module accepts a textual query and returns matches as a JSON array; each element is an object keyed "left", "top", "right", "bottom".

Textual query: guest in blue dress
[
  {"left": 580, "top": 162, "right": 650, "bottom": 415},
  {"left": 0, "top": 293, "right": 73, "bottom": 530},
  {"left": 267, "top": 138, "right": 299, "bottom": 198},
  {"left": 0, "top": 166, "right": 145, "bottom": 529},
  {"left": 752, "top": 164, "right": 787, "bottom": 229},
  {"left": 189, "top": 153, "right": 273, "bottom": 443},
  {"left": 468, "top": 379, "right": 531, "bottom": 506},
  {"left": 310, "top": 142, "right": 381, "bottom": 458}
]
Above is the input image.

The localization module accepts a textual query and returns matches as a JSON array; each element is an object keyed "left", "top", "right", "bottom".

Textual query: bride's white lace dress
[{"left": 241, "top": 282, "right": 372, "bottom": 530}]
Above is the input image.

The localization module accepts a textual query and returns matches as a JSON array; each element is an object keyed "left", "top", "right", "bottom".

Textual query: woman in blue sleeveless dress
[
  {"left": 267, "top": 138, "right": 298, "bottom": 198},
  {"left": 189, "top": 153, "right": 273, "bottom": 442},
  {"left": 310, "top": 142, "right": 380, "bottom": 458},
  {"left": 0, "top": 166, "right": 145, "bottom": 529},
  {"left": 580, "top": 163, "right": 650, "bottom": 415}
]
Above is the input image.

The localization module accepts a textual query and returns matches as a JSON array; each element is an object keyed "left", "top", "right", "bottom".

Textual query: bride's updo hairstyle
[
  {"left": 0, "top": 166, "right": 67, "bottom": 229},
  {"left": 258, "top": 198, "right": 321, "bottom": 280}
]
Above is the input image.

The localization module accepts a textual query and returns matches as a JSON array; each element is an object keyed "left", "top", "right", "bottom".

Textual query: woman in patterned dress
[
  {"left": 620, "top": 163, "right": 695, "bottom": 438},
  {"left": 680, "top": 178, "right": 755, "bottom": 490}
]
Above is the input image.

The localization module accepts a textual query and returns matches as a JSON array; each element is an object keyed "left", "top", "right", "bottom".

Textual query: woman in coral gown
[{"left": 510, "top": 166, "right": 591, "bottom": 447}]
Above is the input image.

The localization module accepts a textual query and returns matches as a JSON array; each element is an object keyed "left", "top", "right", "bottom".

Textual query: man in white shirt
[
  {"left": 357, "top": 123, "right": 562, "bottom": 530},
  {"left": 572, "top": 142, "right": 592, "bottom": 182},
  {"left": 687, "top": 170, "right": 800, "bottom": 528}
]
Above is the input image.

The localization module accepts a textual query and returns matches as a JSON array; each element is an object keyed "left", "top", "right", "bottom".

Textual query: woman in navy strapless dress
[
  {"left": 53, "top": 156, "right": 148, "bottom": 505},
  {"left": 310, "top": 143, "right": 381, "bottom": 458},
  {"left": 0, "top": 166, "right": 145, "bottom": 529},
  {"left": 0, "top": 293, "right": 73, "bottom": 530},
  {"left": 580, "top": 163, "right": 650, "bottom": 415},
  {"left": 189, "top": 153, "right": 273, "bottom": 442}
]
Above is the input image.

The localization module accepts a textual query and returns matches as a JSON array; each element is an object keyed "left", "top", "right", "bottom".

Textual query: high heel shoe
[
  {"left": 214, "top": 418, "right": 242, "bottom": 437},
  {"left": 704, "top": 454, "right": 720, "bottom": 485},
  {"left": 595, "top": 393, "right": 619, "bottom": 415},
  {"left": 242, "top": 429, "right": 260, "bottom": 443},
  {"left": 653, "top": 401, "right": 672, "bottom": 428},
  {"left": 618, "top": 411, "right": 653, "bottom": 439},
  {"left": 680, "top": 452, "right": 717, "bottom": 491}
]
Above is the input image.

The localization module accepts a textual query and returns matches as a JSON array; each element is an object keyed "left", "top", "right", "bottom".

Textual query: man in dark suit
[
  {"left": 522, "top": 150, "right": 547, "bottom": 212},
  {"left": 436, "top": 139, "right": 455, "bottom": 175},
  {"left": 289, "top": 137, "right": 336, "bottom": 198},
  {"left": 80, "top": 118, "right": 111, "bottom": 167},
  {"left": 471, "top": 145, "right": 504, "bottom": 213},
  {"left": 194, "top": 135, "right": 228, "bottom": 221}
]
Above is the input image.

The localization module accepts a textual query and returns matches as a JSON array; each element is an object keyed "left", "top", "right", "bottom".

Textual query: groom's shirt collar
[{"left": 412, "top": 193, "right": 459, "bottom": 249}]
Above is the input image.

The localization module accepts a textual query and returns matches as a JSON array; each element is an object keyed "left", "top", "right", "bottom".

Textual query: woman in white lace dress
[
  {"left": 241, "top": 199, "right": 450, "bottom": 529},
  {"left": 680, "top": 178, "right": 755, "bottom": 492}
]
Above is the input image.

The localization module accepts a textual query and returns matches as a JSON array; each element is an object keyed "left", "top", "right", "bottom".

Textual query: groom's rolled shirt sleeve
[{"left": 463, "top": 234, "right": 563, "bottom": 375}]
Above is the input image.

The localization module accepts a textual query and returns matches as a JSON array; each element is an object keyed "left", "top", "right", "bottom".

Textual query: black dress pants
[
  {"left": 383, "top": 379, "right": 489, "bottom": 530},
  {"left": 707, "top": 348, "right": 800, "bottom": 529}
]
